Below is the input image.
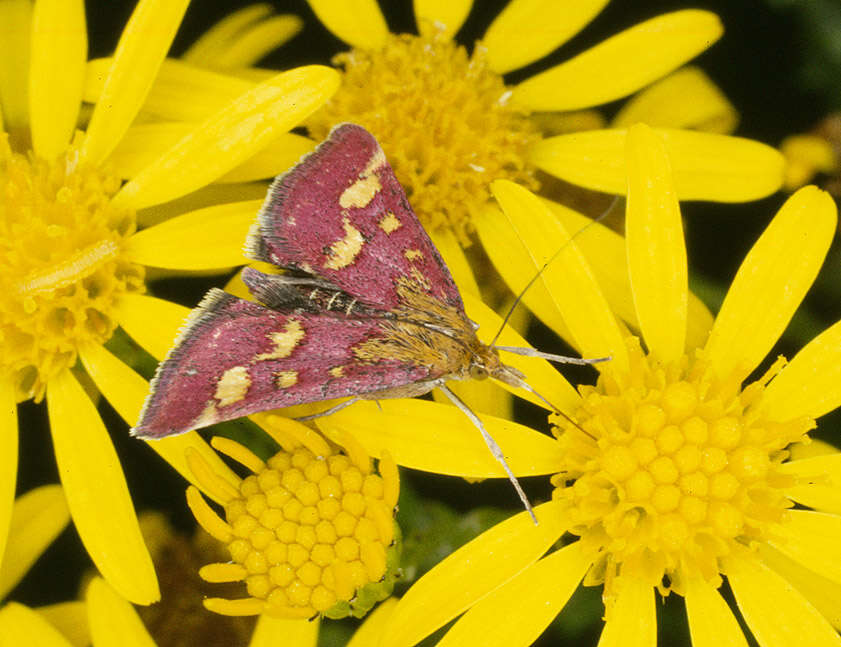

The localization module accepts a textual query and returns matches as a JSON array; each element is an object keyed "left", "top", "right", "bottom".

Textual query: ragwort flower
[
  {"left": 0, "top": 0, "right": 338, "bottom": 604},
  {"left": 303, "top": 0, "right": 755, "bottom": 247},
  {"left": 323, "top": 124, "right": 841, "bottom": 647},
  {"left": 185, "top": 416, "right": 400, "bottom": 620}
]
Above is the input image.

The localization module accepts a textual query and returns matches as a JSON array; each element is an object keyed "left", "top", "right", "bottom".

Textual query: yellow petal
[
  {"left": 307, "top": 0, "right": 388, "bottom": 50},
  {"left": 112, "top": 66, "right": 339, "bottom": 210},
  {"left": 438, "top": 543, "right": 590, "bottom": 647},
  {"left": 625, "top": 123, "right": 686, "bottom": 363},
  {"left": 0, "top": 484, "right": 69, "bottom": 600},
  {"left": 511, "top": 10, "right": 722, "bottom": 112},
  {"left": 758, "top": 319, "right": 841, "bottom": 422},
  {"left": 490, "top": 180, "right": 629, "bottom": 374},
  {"left": 597, "top": 576, "right": 656, "bottom": 647},
  {"left": 0, "top": 0, "right": 32, "bottom": 132},
  {"left": 347, "top": 598, "right": 398, "bottom": 647},
  {"left": 317, "top": 398, "right": 564, "bottom": 478},
  {"left": 430, "top": 227, "right": 479, "bottom": 297},
  {"left": 35, "top": 602, "right": 90, "bottom": 647},
  {"left": 529, "top": 128, "right": 785, "bottom": 202},
  {"left": 125, "top": 200, "right": 260, "bottom": 270},
  {"left": 114, "top": 293, "right": 189, "bottom": 361},
  {"left": 704, "top": 187, "right": 837, "bottom": 383},
  {"left": 759, "top": 543, "right": 841, "bottom": 631},
  {"left": 77, "top": 343, "right": 240, "bottom": 500},
  {"left": 483, "top": 0, "right": 609, "bottom": 74},
  {"left": 0, "top": 378, "right": 17, "bottom": 580},
  {"left": 379, "top": 500, "right": 567, "bottom": 647},
  {"left": 781, "top": 134, "right": 838, "bottom": 191},
  {"left": 475, "top": 202, "right": 572, "bottom": 343},
  {"left": 542, "top": 198, "right": 713, "bottom": 353},
  {"left": 612, "top": 67, "right": 738, "bottom": 134},
  {"left": 136, "top": 181, "right": 269, "bottom": 228},
  {"left": 202, "top": 15, "right": 303, "bottom": 70},
  {"left": 28, "top": 0, "right": 86, "bottom": 160},
  {"left": 684, "top": 576, "right": 749, "bottom": 647},
  {"left": 84, "top": 57, "right": 253, "bottom": 122},
  {"left": 0, "top": 603, "right": 74, "bottom": 647},
  {"left": 85, "top": 577, "right": 156, "bottom": 647},
  {"left": 80, "top": 0, "right": 190, "bottom": 166},
  {"left": 107, "top": 122, "right": 192, "bottom": 179},
  {"left": 249, "top": 616, "right": 319, "bottom": 647},
  {"left": 218, "top": 133, "right": 316, "bottom": 184},
  {"left": 765, "top": 510, "right": 841, "bottom": 585},
  {"left": 46, "top": 370, "right": 159, "bottom": 604},
  {"left": 781, "top": 452, "right": 841, "bottom": 515},
  {"left": 461, "top": 292, "right": 581, "bottom": 413},
  {"left": 413, "top": 0, "right": 472, "bottom": 38},
  {"left": 182, "top": 4, "right": 274, "bottom": 65},
  {"left": 726, "top": 553, "right": 841, "bottom": 647},
  {"left": 432, "top": 378, "right": 513, "bottom": 419}
]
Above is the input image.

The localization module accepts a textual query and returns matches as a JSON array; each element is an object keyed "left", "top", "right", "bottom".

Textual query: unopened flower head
[{"left": 186, "top": 415, "right": 400, "bottom": 620}]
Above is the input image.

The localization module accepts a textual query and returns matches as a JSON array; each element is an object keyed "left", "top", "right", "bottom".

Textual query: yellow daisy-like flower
[
  {"left": 0, "top": 0, "right": 338, "bottom": 605},
  {"left": 186, "top": 416, "right": 400, "bottom": 620},
  {"left": 0, "top": 536, "right": 399, "bottom": 647},
  {"left": 780, "top": 113, "right": 841, "bottom": 192},
  {"left": 303, "top": 0, "right": 755, "bottom": 245},
  {"left": 313, "top": 124, "right": 841, "bottom": 647}
]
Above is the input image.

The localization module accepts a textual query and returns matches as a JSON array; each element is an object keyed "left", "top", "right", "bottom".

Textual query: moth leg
[
  {"left": 295, "top": 397, "right": 361, "bottom": 422},
  {"left": 438, "top": 385, "right": 538, "bottom": 525}
]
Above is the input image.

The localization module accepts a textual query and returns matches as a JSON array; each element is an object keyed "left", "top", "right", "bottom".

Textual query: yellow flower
[
  {"left": 0, "top": 507, "right": 400, "bottom": 647},
  {"left": 318, "top": 124, "right": 841, "bottom": 646},
  {"left": 303, "top": 0, "right": 755, "bottom": 246},
  {"left": 0, "top": 0, "right": 338, "bottom": 605},
  {"left": 780, "top": 113, "right": 841, "bottom": 192},
  {"left": 186, "top": 416, "right": 400, "bottom": 620}
]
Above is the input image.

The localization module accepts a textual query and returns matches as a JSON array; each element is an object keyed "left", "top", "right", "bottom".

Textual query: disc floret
[
  {"left": 0, "top": 134, "right": 143, "bottom": 401},
  {"left": 551, "top": 338, "right": 813, "bottom": 598},
  {"left": 187, "top": 417, "right": 400, "bottom": 619}
]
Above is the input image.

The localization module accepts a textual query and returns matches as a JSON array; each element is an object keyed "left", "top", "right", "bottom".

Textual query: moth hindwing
[{"left": 133, "top": 124, "right": 537, "bottom": 517}]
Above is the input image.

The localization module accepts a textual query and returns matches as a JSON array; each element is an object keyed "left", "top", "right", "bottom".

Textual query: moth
[{"left": 133, "top": 124, "right": 597, "bottom": 520}]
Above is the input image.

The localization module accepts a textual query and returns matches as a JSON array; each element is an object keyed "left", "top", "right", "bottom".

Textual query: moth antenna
[
  {"left": 294, "top": 397, "right": 361, "bottom": 422},
  {"left": 489, "top": 195, "right": 622, "bottom": 347},
  {"left": 438, "top": 385, "right": 538, "bottom": 525},
  {"left": 494, "top": 346, "right": 611, "bottom": 366},
  {"left": 509, "top": 378, "right": 597, "bottom": 442}
]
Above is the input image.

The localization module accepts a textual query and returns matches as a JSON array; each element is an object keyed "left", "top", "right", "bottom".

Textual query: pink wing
[
  {"left": 245, "top": 123, "right": 464, "bottom": 312},
  {"left": 132, "top": 290, "right": 432, "bottom": 439}
]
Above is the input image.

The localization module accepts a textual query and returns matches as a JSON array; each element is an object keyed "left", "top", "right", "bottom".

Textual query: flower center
[
  {"left": 306, "top": 31, "right": 540, "bottom": 245},
  {"left": 0, "top": 134, "right": 143, "bottom": 401},
  {"left": 551, "top": 338, "right": 814, "bottom": 597},
  {"left": 215, "top": 441, "right": 399, "bottom": 619}
]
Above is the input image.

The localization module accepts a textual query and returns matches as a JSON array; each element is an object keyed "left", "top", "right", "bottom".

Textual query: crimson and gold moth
[{"left": 134, "top": 124, "right": 568, "bottom": 517}]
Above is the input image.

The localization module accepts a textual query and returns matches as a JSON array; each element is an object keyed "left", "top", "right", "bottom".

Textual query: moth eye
[{"left": 469, "top": 364, "right": 489, "bottom": 380}]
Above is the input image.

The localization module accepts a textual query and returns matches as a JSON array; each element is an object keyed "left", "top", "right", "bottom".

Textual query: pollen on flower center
[
  {"left": 306, "top": 31, "right": 541, "bottom": 245},
  {"left": 550, "top": 338, "right": 814, "bottom": 596},
  {"left": 187, "top": 421, "right": 400, "bottom": 620},
  {"left": 0, "top": 134, "right": 143, "bottom": 402}
]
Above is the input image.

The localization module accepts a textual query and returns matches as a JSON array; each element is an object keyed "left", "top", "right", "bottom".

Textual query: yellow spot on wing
[
  {"left": 329, "top": 366, "right": 345, "bottom": 378},
  {"left": 363, "top": 149, "right": 387, "bottom": 176},
  {"left": 339, "top": 174, "right": 381, "bottom": 209},
  {"left": 404, "top": 249, "right": 423, "bottom": 261},
  {"left": 275, "top": 371, "right": 298, "bottom": 388},
  {"left": 379, "top": 211, "right": 401, "bottom": 234},
  {"left": 324, "top": 218, "right": 365, "bottom": 270},
  {"left": 214, "top": 366, "right": 251, "bottom": 406},
  {"left": 254, "top": 320, "right": 305, "bottom": 360}
]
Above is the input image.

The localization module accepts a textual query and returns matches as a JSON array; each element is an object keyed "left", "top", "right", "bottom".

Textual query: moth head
[{"left": 471, "top": 345, "right": 526, "bottom": 386}]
